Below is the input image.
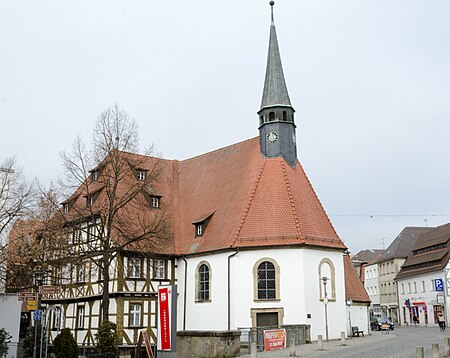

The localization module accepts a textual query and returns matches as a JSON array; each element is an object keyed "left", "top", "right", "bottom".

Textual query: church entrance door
[{"left": 257, "top": 312, "right": 278, "bottom": 327}]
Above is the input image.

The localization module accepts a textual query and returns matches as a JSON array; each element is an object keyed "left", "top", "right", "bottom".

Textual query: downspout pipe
[
  {"left": 228, "top": 248, "right": 239, "bottom": 330},
  {"left": 182, "top": 257, "right": 188, "bottom": 331}
]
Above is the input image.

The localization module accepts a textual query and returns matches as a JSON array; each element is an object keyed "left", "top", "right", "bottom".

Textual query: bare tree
[
  {"left": 60, "top": 104, "right": 168, "bottom": 321},
  {"left": 4, "top": 188, "right": 73, "bottom": 292},
  {"left": 0, "top": 158, "right": 36, "bottom": 291}
]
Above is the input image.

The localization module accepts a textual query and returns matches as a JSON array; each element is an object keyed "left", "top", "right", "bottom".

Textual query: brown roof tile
[{"left": 344, "top": 254, "right": 370, "bottom": 303}]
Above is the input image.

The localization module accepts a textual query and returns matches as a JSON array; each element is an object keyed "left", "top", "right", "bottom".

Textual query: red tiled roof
[
  {"left": 344, "top": 254, "right": 370, "bottom": 304},
  {"left": 7, "top": 219, "right": 44, "bottom": 262},
  {"left": 62, "top": 137, "right": 346, "bottom": 255},
  {"left": 177, "top": 137, "right": 345, "bottom": 254}
]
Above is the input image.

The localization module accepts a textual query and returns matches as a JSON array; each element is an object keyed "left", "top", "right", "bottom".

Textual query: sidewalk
[{"left": 240, "top": 332, "right": 396, "bottom": 357}]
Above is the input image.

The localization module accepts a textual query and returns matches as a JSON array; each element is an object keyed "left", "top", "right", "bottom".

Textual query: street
[{"left": 241, "top": 326, "right": 450, "bottom": 357}]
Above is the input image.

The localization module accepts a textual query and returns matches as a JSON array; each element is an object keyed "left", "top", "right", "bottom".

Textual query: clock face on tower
[{"left": 266, "top": 131, "right": 278, "bottom": 143}]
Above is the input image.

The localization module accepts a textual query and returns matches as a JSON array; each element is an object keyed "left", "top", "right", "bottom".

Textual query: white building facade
[
  {"left": 397, "top": 265, "right": 450, "bottom": 326},
  {"left": 178, "top": 248, "right": 348, "bottom": 340}
]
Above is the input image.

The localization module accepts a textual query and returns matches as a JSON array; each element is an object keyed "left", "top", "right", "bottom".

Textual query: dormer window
[
  {"left": 196, "top": 224, "right": 203, "bottom": 237},
  {"left": 86, "top": 195, "right": 94, "bottom": 208},
  {"left": 192, "top": 212, "right": 214, "bottom": 238},
  {"left": 92, "top": 171, "right": 99, "bottom": 182},
  {"left": 137, "top": 170, "right": 146, "bottom": 181},
  {"left": 150, "top": 196, "right": 160, "bottom": 209},
  {"left": 63, "top": 204, "right": 69, "bottom": 213}
]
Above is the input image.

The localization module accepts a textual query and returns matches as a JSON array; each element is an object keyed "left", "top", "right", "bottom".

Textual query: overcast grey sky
[{"left": 1, "top": 0, "right": 450, "bottom": 253}]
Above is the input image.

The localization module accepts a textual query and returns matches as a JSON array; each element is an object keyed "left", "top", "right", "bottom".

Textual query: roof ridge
[
  {"left": 181, "top": 137, "right": 258, "bottom": 163},
  {"left": 280, "top": 160, "right": 304, "bottom": 242},
  {"left": 231, "top": 159, "right": 267, "bottom": 246}
]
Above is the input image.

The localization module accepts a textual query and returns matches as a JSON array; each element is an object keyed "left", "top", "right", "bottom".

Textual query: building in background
[
  {"left": 377, "top": 227, "right": 432, "bottom": 323},
  {"left": 352, "top": 249, "right": 384, "bottom": 284},
  {"left": 364, "top": 253, "right": 384, "bottom": 319},
  {"left": 396, "top": 223, "right": 450, "bottom": 326}
]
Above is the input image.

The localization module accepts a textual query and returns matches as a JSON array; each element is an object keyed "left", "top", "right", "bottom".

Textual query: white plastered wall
[{"left": 177, "top": 247, "right": 347, "bottom": 340}]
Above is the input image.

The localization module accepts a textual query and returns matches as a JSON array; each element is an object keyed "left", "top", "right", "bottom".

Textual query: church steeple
[{"left": 258, "top": 1, "right": 297, "bottom": 167}]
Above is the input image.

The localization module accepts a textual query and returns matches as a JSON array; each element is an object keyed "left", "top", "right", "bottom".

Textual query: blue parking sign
[
  {"left": 33, "top": 309, "right": 42, "bottom": 321},
  {"left": 435, "top": 278, "right": 444, "bottom": 292}
]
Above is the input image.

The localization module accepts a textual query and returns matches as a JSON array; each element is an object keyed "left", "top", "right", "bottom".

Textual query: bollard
[
  {"left": 250, "top": 342, "right": 257, "bottom": 358},
  {"left": 416, "top": 346, "right": 424, "bottom": 358},
  {"left": 318, "top": 335, "right": 324, "bottom": 351},
  {"left": 432, "top": 343, "right": 439, "bottom": 358},
  {"left": 445, "top": 337, "right": 450, "bottom": 356},
  {"left": 289, "top": 337, "right": 296, "bottom": 356},
  {"left": 340, "top": 331, "right": 347, "bottom": 346}
]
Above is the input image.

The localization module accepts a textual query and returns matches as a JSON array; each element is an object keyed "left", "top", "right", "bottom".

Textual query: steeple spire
[
  {"left": 258, "top": 1, "right": 297, "bottom": 168},
  {"left": 260, "top": 1, "right": 292, "bottom": 110}
]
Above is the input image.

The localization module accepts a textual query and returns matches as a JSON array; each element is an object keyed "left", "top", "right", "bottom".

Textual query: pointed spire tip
[{"left": 269, "top": 1, "right": 275, "bottom": 23}]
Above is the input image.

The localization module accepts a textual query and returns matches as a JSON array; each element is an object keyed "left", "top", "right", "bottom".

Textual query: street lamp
[
  {"left": 322, "top": 276, "right": 329, "bottom": 341},
  {"left": 33, "top": 269, "right": 45, "bottom": 358},
  {"left": 346, "top": 299, "right": 353, "bottom": 336}
]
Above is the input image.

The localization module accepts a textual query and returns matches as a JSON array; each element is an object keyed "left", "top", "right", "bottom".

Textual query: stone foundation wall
[{"left": 176, "top": 330, "right": 241, "bottom": 358}]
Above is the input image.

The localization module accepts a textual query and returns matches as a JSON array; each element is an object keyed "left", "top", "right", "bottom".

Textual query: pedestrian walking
[{"left": 438, "top": 313, "right": 446, "bottom": 331}]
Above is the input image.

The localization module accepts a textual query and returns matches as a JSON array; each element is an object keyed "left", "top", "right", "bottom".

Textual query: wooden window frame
[
  {"left": 129, "top": 302, "right": 142, "bottom": 327},
  {"left": 153, "top": 259, "right": 165, "bottom": 279},
  {"left": 127, "top": 257, "right": 142, "bottom": 279},
  {"left": 76, "top": 305, "right": 85, "bottom": 329}
]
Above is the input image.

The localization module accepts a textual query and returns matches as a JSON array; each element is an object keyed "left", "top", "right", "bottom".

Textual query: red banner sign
[
  {"left": 158, "top": 287, "right": 171, "bottom": 351},
  {"left": 263, "top": 329, "right": 286, "bottom": 351}
]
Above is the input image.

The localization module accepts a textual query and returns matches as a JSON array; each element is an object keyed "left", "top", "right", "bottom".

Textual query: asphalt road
[{"left": 241, "top": 326, "right": 450, "bottom": 357}]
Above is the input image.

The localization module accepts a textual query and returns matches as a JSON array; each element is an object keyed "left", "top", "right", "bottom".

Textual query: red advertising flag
[
  {"left": 263, "top": 329, "right": 286, "bottom": 351},
  {"left": 158, "top": 287, "right": 171, "bottom": 350}
]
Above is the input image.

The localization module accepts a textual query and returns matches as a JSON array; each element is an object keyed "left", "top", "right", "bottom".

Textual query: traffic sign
[
  {"left": 17, "top": 292, "right": 37, "bottom": 301},
  {"left": 435, "top": 279, "right": 444, "bottom": 292},
  {"left": 27, "top": 300, "right": 37, "bottom": 311},
  {"left": 40, "top": 285, "right": 61, "bottom": 295},
  {"left": 33, "top": 309, "right": 42, "bottom": 321}
]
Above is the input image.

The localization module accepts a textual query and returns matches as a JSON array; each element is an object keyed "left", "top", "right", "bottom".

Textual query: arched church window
[
  {"left": 318, "top": 258, "right": 336, "bottom": 301},
  {"left": 253, "top": 258, "right": 280, "bottom": 301},
  {"left": 260, "top": 115, "right": 264, "bottom": 125},
  {"left": 195, "top": 261, "right": 211, "bottom": 302},
  {"left": 291, "top": 114, "right": 294, "bottom": 122},
  {"left": 283, "top": 111, "right": 287, "bottom": 121},
  {"left": 269, "top": 112, "right": 275, "bottom": 121}
]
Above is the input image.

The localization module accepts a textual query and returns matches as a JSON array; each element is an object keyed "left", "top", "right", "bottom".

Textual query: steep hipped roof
[
  {"left": 260, "top": 5, "right": 291, "bottom": 110},
  {"left": 344, "top": 254, "right": 370, "bottom": 304},
  {"left": 396, "top": 223, "right": 450, "bottom": 280},
  {"left": 177, "top": 137, "right": 345, "bottom": 254},
  {"left": 378, "top": 227, "right": 432, "bottom": 263}
]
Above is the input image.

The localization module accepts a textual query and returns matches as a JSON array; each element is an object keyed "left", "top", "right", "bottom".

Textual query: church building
[{"left": 23, "top": 2, "right": 370, "bottom": 354}]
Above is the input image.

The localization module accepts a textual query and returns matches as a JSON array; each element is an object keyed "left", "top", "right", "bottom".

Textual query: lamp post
[
  {"left": 322, "top": 277, "right": 329, "bottom": 341},
  {"left": 33, "top": 269, "right": 45, "bottom": 358},
  {"left": 346, "top": 299, "right": 353, "bottom": 336}
]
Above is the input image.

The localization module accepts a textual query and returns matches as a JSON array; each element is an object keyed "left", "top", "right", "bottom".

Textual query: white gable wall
[{"left": 177, "top": 247, "right": 347, "bottom": 340}]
